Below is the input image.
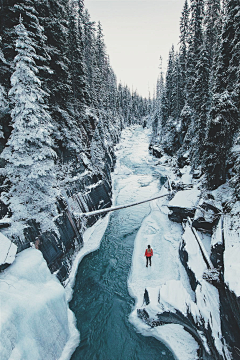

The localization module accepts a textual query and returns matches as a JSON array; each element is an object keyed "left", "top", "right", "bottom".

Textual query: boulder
[
  {"left": 152, "top": 145, "right": 163, "bottom": 158},
  {"left": 192, "top": 201, "right": 221, "bottom": 233},
  {"left": 168, "top": 189, "right": 201, "bottom": 223}
]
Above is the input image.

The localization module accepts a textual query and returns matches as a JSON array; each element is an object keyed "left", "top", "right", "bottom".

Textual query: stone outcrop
[
  {"left": 192, "top": 201, "right": 221, "bottom": 233},
  {"left": 0, "top": 112, "right": 118, "bottom": 283},
  {"left": 168, "top": 189, "right": 201, "bottom": 223}
]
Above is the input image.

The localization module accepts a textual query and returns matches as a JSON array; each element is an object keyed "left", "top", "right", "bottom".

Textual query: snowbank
[
  {"left": 0, "top": 248, "right": 79, "bottom": 360},
  {"left": 0, "top": 232, "right": 17, "bottom": 266},
  {"left": 168, "top": 189, "right": 201, "bottom": 209},
  {"left": 128, "top": 187, "right": 201, "bottom": 360},
  {"left": 65, "top": 213, "right": 110, "bottom": 301},
  {"left": 223, "top": 213, "right": 240, "bottom": 297},
  {"left": 0, "top": 205, "right": 111, "bottom": 360},
  {"left": 128, "top": 183, "right": 224, "bottom": 358},
  {"left": 182, "top": 222, "right": 223, "bottom": 354}
]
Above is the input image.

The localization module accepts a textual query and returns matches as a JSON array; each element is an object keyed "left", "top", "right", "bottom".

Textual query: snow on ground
[
  {"left": 168, "top": 189, "right": 201, "bottom": 209},
  {"left": 129, "top": 314, "right": 198, "bottom": 360},
  {"left": 223, "top": 212, "right": 240, "bottom": 297},
  {"left": 128, "top": 185, "right": 200, "bottom": 360},
  {"left": 180, "top": 165, "right": 193, "bottom": 185},
  {"left": 126, "top": 146, "right": 224, "bottom": 359},
  {"left": 65, "top": 213, "right": 110, "bottom": 301},
  {"left": 182, "top": 223, "right": 223, "bottom": 354},
  {"left": 0, "top": 213, "right": 111, "bottom": 360},
  {"left": 0, "top": 248, "right": 79, "bottom": 360}
]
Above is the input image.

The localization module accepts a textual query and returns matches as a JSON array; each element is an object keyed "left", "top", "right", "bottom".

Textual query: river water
[{"left": 69, "top": 126, "right": 174, "bottom": 360}]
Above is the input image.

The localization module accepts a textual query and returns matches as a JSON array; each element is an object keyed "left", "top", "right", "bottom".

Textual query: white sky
[{"left": 85, "top": 0, "right": 185, "bottom": 98}]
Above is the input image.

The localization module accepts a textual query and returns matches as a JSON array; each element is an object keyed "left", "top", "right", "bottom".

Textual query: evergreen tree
[
  {"left": 203, "top": 0, "right": 239, "bottom": 188},
  {"left": 83, "top": 9, "right": 97, "bottom": 107},
  {"left": 1, "top": 19, "right": 59, "bottom": 238},
  {"left": 161, "top": 46, "right": 175, "bottom": 127},
  {"left": 179, "top": 0, "right": 189, "bottom": 106},
  {"left": 186, "top": 0, "right": 204, "bottom": 108},
  {"left": 68, "top": 0, "right": 89, "bottom": 112},
  {"left": 191, "top": 42, "right": 210, "bottom": 167},
  {"left": 95, "top": 21, "right": 107, "bottom": 108}
]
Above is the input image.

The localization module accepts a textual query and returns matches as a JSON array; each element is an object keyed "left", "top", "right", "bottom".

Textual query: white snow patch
[
  {"left": 0, "top": 249, "right": 79, "bottom": 360},
  {"left": 211, "top": 217, "right": 223, "bottom": 247},
  {"left": 65, "top": 213, "right": 110, "bottom": 301},
  {"left": 223, "top": 213, "right": 240, "bottom": 297},
  {"left": 168, "top": 189, "right": 201, "bottom": 209},
  {"left": 0, "top": 232, "right": 17, "bottom": 266},
  {"left": 129, "top": 313, "right": 199, "bottom": 360},
  {"left": 182, "top": 223, "right": 223, "bottom": 354},
  {"left": 128, "top": 185, "right": 200, "bottom": 359},
  {"left": 180, "top": 165, "right": 192, "bottom": 185}
]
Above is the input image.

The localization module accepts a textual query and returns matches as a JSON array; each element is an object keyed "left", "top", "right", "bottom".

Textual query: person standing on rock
[{"left": 145, "top": 245, "right": 153, "bottom": 267}]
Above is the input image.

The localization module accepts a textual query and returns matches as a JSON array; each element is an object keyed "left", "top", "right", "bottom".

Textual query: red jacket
[{"left": 145, "top": 248, "right": 153, "bottom": 257}]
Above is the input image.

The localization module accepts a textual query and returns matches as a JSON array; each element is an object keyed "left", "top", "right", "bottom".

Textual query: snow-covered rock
[
  {"left": 0, "top": 232, "right": 17, "bottom": 268},
  {"left": 180, "top": 222, "right": 224, "bottom": 356},
  {"left": 192, "top": 200, "right": 221, "bottom": 233},
  {"left": 168, "top": 189, "right": 201, "bottom": 222},
  {"left": 0, "top": 248, "right": 79, "bottom": 360},
  {"left": 223, "top": 214, "right": 240, "bottom": 297}
]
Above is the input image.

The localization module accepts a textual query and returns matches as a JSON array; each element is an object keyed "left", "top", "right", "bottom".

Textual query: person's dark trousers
[{"left": 146, "top": 257, "right": 151, "bottom": 267}]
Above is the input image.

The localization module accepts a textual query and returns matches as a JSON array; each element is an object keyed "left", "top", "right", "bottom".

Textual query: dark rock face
[
  {"left": 192, "top": 202, "right": 221, "bottom": 233},
  {"left": 168, "top": 206, "right": 196, "bottom": 223},
  {"left": 179, "top": 239, "right": 199, "bottom": 292},
  {"left": 143, "top": 289, "right": 150, "bottom": 305},
  {"left": 4, "top": 139, "right": 116, "bottom": 283},
  {"left": 137, "top": 307, "right": 223, "bottom": 360},
  {"left": 219, "top": 286, "right": 240, "bottom": 360},
  {"left": 177, "top": 154, "right": 190, "bottom": 168},
  {"left": 210, "top": 243, "right": 224, "bottom": 269},
  {"left": 13, "top": 174, "right": 113, "bottom": 283},
  {"left": 152, "top": 146, "right": 163, "bottom": 158}
]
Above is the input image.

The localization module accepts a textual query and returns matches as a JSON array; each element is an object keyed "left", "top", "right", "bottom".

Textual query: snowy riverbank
[
  {"left": 127, "top": 140, "right": 238, "bottom": 359},
  {"left": 126, "top": 162, "right": 201, "bottom": 358},
  {"left": 0, "top": 248, "right": 79, "bottom": 360},
  {"left": 1, "top": 125, "right": 240, "bottom": 359},
  {"left": 0, "top": 214, "right": 111, "bottom": 360}
]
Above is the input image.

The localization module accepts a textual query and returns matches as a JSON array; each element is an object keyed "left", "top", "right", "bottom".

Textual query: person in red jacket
[{"left": 145, "top": 245, "right": 153, "bottom": 267}]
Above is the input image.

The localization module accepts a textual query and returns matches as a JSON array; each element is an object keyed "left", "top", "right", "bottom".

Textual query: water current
[{"left": 70, "top": 126, "right": 175, "bottom": 360}]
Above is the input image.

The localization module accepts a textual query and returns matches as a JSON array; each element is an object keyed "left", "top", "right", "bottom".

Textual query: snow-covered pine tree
[
  {"left": 68, "top": 0, "right": 89, "bottom": 112},
  {"left": 179, "top": 0, "right": 189, "bottom": 107},
  {"left": 161, "top": 46, "right": 175, "bottom": 128},
  {"left": 226, "top": 0, "right": 240, "bottom": 194},
  {"left": 83, "top": 9, "right": 98, "bottom": 107},
  {"left": 160, "top": 47, "right": 182, "bottom": 154},
  {"left": 204, "top": 0, "right": 221, "bottom": 72},
  {"left": 203, "top": 0, "right": 239, "bottom": 189},
  {"left": 1, "top": 18, "right": 59, "bottom": 239},
  {"left": 95, "top": 21, "right": 107, "bottom": 109},
  {"left": 191, "top": 43, "right": 210, "bottom": 168},
  {"left": 186, "top": 0, "right": 204, "bottom": 109}
]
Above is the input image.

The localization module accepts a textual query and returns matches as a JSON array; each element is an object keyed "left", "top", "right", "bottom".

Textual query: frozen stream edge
[
  {"left": 65, "top": 125, "right": 222, "bottom": 360},
  {"left": 127, "top": 185, "right": 200, "bottom": 360}
]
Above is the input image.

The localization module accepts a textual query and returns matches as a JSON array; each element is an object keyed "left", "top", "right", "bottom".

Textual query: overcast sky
[{"left": 85, "top": 0, "right": 185, "bottom": 98}]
